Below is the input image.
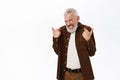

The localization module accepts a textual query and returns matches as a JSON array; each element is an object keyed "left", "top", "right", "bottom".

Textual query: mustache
[{"left": 67, "top": 24, "right": 74, "bottom": 27}]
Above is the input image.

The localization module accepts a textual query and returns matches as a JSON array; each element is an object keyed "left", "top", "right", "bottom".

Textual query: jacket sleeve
[
  {"left": 85, "top": 33, "right": 96, "bottom": 56},
  {"left": 52, "top": 26, "right": 64, "bottom": 55},
  {"left": 82, "top": 25, "right": 96, "bottom": 56},
  {"left": 52, "top": 37, "right": 60, "bottom": 55}
]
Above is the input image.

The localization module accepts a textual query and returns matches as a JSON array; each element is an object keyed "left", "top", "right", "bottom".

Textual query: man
[{"left": 52, "top": 8, "right": 96, "bottom": 80}]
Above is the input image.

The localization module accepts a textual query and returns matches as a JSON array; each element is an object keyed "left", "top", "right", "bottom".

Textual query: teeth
[{"left": 70, "top": 26, "right": 73, "bottom": 30}]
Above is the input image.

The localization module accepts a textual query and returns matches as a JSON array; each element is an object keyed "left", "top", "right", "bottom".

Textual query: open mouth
[{"left": 68, "top": 25, "right": 74, "bottom": 30}]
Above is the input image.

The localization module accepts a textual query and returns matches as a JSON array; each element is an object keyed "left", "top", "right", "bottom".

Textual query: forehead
[{"left": 64, "top": 13, "right": 75, "bottom": 20}]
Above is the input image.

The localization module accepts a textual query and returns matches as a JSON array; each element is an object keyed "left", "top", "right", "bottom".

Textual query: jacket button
[
  {"left": 67, "top": 38, "right": 69, "bottom": 40},
  {"left": 56, "top": 39, "right": 58, "bottom": 41},
  {"left": 87, "top": 42, "right": 90, "bottom": 45},
  {"left": 88, "top": 48, "right": 91, "bottom": 50}
]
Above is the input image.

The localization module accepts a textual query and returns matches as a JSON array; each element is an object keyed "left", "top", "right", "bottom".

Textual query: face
[{"left": 64, "top": 13, "right": 79, "bottom": 30}]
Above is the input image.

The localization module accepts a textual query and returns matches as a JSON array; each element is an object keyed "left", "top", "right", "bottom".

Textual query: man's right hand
[{"left": 52, "top": 27, "right": 61, "bottom": 38}]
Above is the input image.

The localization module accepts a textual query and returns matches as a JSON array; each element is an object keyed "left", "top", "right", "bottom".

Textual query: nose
[{"left": 66, "top": 21, "right": 70, "bottom": 26}]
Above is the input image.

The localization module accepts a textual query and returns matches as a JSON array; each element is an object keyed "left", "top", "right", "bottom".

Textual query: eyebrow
[{"left": 65, "top": 18, "right": 72, "bottom": 22}]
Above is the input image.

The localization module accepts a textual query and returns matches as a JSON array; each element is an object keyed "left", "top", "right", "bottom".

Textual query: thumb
[
  {"left": 84, "top": 28, "right": 87, "bottom": 31},
  {"left": 52, "top": 27, "right": 54, "bottom": 32},
  {"left": 90, "top": 29, "right": 93, "bottom": 35}
]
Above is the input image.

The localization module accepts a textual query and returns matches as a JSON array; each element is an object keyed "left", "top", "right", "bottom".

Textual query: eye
[{"left": 69, "top": 19, "right": 73, "bottom": 21}]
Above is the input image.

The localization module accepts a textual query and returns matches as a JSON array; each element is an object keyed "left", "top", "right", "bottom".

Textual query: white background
[{"left": 0, "top": 0, "right": 120, "bottom": 80}]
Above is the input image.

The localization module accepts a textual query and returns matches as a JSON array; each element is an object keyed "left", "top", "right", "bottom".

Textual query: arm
[
  {"left": 85, "top": 33, "right": 96, "bottom": 56},
  {"left": 52, "top": 28, "right": 62, "bottom": 55},
  {"left": 53, "top": 37, "right": 60, "bottom": 55},
  {"left": 82, "top": 27, "right": 96, "bottom": 56}
]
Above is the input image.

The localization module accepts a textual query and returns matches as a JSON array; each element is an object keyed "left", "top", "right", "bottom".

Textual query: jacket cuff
[{"left": 53, "top": 37, "right": 59, "bottom": 46}]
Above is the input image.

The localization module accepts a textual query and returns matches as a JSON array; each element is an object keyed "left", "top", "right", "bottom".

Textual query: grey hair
[{"left": 64, "top": 8, "right": 78, "bottom": 17}]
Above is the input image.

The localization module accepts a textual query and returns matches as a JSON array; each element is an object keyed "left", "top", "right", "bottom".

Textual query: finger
[
  {"left": 90, "top": 29, "right": 93, "bottom": 35},
  {"left": 84, "top": 28, "right": 89, "bottom": 32},
  {"left": 58, "top": 28, "right": 62, "bottom": 31},
  {"left": 52, "top": 27, "right": 54, "bottom": 32},
  {"left": 83, "top": 28, "right": 87, "bottom": 31},
  {"left": 84, "top": 28, "right": 93, "bottom": 32}
]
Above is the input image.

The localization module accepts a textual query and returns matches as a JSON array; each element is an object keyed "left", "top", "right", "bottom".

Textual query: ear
[{"left": 77, "top": 16, "right": 80, "bottom": 21}]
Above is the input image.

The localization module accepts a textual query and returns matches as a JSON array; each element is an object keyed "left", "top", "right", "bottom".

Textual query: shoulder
[
  {"left": 83, "top": 25, "right": 92, "bottom": 31},
  {"left": 78, "top": 22, "right": 92, "bottom": 31},
  {"left": 59, "top": 25, "right": 66, "bottom": 32}
]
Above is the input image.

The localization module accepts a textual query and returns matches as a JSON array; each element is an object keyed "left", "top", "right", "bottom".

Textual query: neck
[{"left": 66, "top": 25, "right": 78, "bottom": 33}]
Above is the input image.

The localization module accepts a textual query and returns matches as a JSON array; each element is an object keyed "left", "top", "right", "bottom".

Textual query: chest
[{"left": 62, "top": 29, "right": 84, "bottom": 48}]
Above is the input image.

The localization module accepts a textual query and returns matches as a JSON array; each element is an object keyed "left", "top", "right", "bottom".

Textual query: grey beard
[{"left": 66, "top": 26, "right": 78, "bottom": 33}]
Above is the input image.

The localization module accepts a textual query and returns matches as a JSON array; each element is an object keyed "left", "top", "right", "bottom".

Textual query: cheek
[
  {"left": 74, "top": 20, "right": 78, "bottom": 24},
  {"left": 72, "top": 19, "right": 77, "bottom": 24},
  {"left": 70, "top": 21, "right": 74, "bottom": 24}
]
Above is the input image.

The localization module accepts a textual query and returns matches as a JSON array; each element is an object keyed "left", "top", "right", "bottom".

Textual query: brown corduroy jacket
[{"left": 52, "top": 22, "right": 96, "bottom": 80}]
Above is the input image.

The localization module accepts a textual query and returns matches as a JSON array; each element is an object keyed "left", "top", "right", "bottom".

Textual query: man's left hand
[{"left": 82, "top": 28, "right": 93, "bottom": 41}]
